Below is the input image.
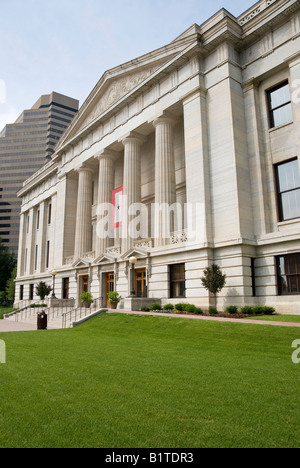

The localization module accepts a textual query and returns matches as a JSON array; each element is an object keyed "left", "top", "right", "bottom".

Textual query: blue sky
[{"left": 0, "top": 0, "right": 254, "bottom": 131}]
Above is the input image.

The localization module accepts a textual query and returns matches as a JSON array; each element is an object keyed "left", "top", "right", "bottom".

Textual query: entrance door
[
  {"left": 81, "top": 275, "right": 89, "bottom": 294},
  {"left": 135, "top": 268, "right": 147, "bottom": 298},
  {"left": 106, "top": 272, "right": 115, "bottom": 307}
]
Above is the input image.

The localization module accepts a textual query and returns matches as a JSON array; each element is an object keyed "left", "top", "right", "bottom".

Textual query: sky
[{"left": 0, "top": 0, "right": 255, "bottom": 131}]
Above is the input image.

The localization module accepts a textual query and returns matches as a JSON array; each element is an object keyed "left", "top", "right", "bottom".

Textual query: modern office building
[
  {"left": 0, "top": 92, "right": 79, "bottom": 253},
  {"left": 14, "top": 0, "right": 300, "bottom": 314}
]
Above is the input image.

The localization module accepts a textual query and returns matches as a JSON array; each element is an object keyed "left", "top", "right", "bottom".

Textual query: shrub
[
  {"left": 208, "top": 306, "right": 218, "bottom": 315},
  {"left": 184, "top": 304, "right": 197, "bottom": 314},
  {"left": 163, "top": 304, "right": 174, "bottom": 311},
  {"left": 141, "top": 306, "right": 150, "bottom": 311},
  {"left": 151, "top": 303, "right": 161, "bottom": 311},
  {"left": 262, "top": 306, "right": 275, "bottom": 315},
  {"left": 194, "top": 307, "right": 203, "bottom": 315},
  {"left": 175, "top": 303, "right": 184, "bottom": 311},
  {"left": 252, "top": 306, "right": 265, "bottom": 315},
  {"left": 226, "top": 305, "right": 238, "bottom": 315},
  {"left": 241, "top": 306, "right": 254, "bottom": 315}
]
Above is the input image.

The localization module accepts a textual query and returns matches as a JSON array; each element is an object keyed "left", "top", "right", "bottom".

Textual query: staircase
[{"left": 4, "top": 298, "right": 106, "bottom": 329}]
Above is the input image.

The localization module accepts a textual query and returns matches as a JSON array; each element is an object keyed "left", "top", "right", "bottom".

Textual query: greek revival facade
[{"left": 15, "top": 0, "right": 300, "bottom": 313}]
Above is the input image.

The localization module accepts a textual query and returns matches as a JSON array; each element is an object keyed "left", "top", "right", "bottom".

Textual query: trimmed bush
[
  {"left": 163, "top": 304, "right": 174, "bottom": 311},
  {"left": 226, "top": 306, "right": 238, "bottom": 315},
  {"left": 151, "top": 303, "right": 161, "bottom": 311},
  {"left": 194, "top": 307, "right": 203, "bottom": 315},
  {"left": 241, "top": 306, "right": 255, "bottom": 315},
  {"left": 208, "top": 306, "right": 218, "bottom": 315},
  {"left": 175, "top": 303, "right": 184, "bottom": 311},
  {"left": 141, "top": 306, "right": 150, "bottom": 312}
]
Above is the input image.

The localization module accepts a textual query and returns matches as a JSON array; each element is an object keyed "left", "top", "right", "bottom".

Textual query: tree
[
  {"left": 201, "top": 264, "right": 226, "bottom": 309},
  {"left": 5, "top": 265, "right": 17, "bottom": 302},
  {"left": 0, "top": 238, "right": 16, "bottom": 293},
  {"left": 35, "top": 282, "right": 52, "bottom": 300}
]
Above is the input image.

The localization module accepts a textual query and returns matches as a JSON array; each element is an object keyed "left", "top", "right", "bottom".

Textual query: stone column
[
  {"left": 121, "top": 132, "right": 145, "bottom": 253},
  {"left": 183, "top": 90, "right": 212, "bottom": 246},
  {"left": 74, "top": 165, "right": 94, "bottom": 258},
  {"left": 95, "top": 152, "right": 115, "bottom": 256},
  {"left": 153, "top": 114, "right": 176, "bottom": 246}
]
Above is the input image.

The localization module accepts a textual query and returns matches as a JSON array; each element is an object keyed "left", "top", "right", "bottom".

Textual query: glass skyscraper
[{"left": 0, "top": 92, "right": 79, "bottom": 254}]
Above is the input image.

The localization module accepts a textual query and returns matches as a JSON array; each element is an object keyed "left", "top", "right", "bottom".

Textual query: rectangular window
[
  {"left": 20, "top": 285, "right": 24, "bottom": 301},
  {"left": 62, "top": 278, "right": 69, "bottom": 299},
  {"left": 29, "top": 284, "right": 34, "bottom": 301},
  {"left": 36, "top": 209, "right": 40, "bottom": 230},
  {"left": 48, "top": 203, "right": 52, "bottom": 224},
  {"left": 275, "top": 159, "right": 300, "bottom": 221},
  {"left": 46, "top": 241, "right": 50, "bottom": 269},
  {"left": 34, "top": 245, "right": 38, "bottom": 271},
  {"left": 277, "top": 253, "right": 300, "bottom": 295},
  {"left": 170, "top": 264, "right": 186, "bottom": 298},
  {"left": 251, "top": 258, "right": 256, "bottom": 297},
  {"left": 267, "top": 81, "right": 293, "bottom": 128}
]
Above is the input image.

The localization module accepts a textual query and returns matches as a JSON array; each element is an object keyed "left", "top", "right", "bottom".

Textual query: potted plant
[
  {"left": 80, "top": 291, "right": 93, "bottom": 308},
  {"left": 107, "top": 291, "right": 122, "bottom": 309}
]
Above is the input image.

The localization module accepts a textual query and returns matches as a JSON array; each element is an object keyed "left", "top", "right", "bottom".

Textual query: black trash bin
[{"left": 37, "top": 311, "right": 48, "bottom": 330}]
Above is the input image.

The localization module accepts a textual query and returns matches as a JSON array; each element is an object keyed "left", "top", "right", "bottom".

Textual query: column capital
[
  {"left": 75, "top": 163, "right": 94, "bottom": 174},
  {"left": 152, "top": 111, "right": 177, "bottom": 128},
  {"left": 94, "top": 148, "right": 120, "bottom": 161},
  {"left": 120, "top": 131, "right": 146, "bottom": 146}
]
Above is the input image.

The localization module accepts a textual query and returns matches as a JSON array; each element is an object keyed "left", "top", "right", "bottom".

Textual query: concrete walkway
[{"left": 1, "top": 310, "right": 300, "bottom": 332}]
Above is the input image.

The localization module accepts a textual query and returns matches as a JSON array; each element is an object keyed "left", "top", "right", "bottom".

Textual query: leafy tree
[
  {"left": 5, "top": 265, "right": 17, "bottom": 302},
  {"left": 201, "top": 264, "right": 226, "bottom": 309},
  {"left": 0, "top": 238, "right": 17, "bottom": 293},
  {"left": 35, "top": 282, "right": 52, "bottom": 300}
]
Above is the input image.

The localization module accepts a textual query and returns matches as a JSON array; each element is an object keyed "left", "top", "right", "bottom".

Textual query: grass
[
  {"left": 0, "top": 307, "right": 16, "bottom": 319},
  {"left": 0, "top": 313, "right": 299, "bottom": 448}
]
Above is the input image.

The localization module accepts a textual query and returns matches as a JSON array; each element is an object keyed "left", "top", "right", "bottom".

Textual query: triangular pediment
[
  {"left": 93, "top": 253, "right": 115, "bottom": 265},
  {"left": 56, "top": 31, "right": 198, "bottom": 151},
  {"left": 72, "top": 257, "right": 92, "bottom": 268},
  {"left": 121, "top": 247, "right": 148, "bottom": 260}
]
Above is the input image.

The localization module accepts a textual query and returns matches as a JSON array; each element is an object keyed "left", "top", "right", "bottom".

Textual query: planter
[{"left": 109, "top": 302, "right": 118, "bottom": 309}]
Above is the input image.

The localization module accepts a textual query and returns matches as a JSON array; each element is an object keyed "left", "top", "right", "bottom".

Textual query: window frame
[
  {"left": 170, "top": 263, "right": 186, "bottom": 299},
  {"left": 276, "top": 253, "right": 300, "bottom": 296},
  {"left": 275, "top": 158, "right": 300, "bottom": 222},
  {"left": 267, "top": 81, "right": 292, "bottom": 129}
]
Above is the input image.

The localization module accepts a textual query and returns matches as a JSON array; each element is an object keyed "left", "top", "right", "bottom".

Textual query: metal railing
[{"left": 62, "top": 297, "right": 104, "bottom": 329}]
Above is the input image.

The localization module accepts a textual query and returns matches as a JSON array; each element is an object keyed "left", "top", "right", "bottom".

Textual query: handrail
[{"left": 62, "top": 297, "right": 103, "bottom": 328}]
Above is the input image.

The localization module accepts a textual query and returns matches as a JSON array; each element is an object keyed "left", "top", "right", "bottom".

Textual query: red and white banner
[{"left": 112, "top": 186, "right": 123, "bottom": 228}]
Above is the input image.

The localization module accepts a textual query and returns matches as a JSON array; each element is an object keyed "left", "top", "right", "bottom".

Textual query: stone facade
[{"left": 15, "top": 0, "right": 300, "bottom": 314}]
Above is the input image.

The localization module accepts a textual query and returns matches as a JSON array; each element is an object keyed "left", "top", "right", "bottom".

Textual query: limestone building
[
  {"left": 0, "top": 92, "right": 79, "bottom": 254},
  {"left": 15, "top": 0, "right": 300, "bottom": 313}
]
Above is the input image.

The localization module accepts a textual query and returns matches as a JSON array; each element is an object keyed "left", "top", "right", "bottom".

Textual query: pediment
[
  {"left": 56, "top": 31, "right": 198, "bottom": 151},
  {"left": 72, "top": 258, "right": 92, "bottom": 268},
  {"left": 93, "top": 253, "right": 115, "bottom": 265},
  {"left": 121, "top": 247, "right": 148, "bottom": 260}
]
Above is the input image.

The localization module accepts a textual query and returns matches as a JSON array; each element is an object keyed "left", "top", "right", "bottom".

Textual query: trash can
[{"left": 37, "top": 311, "right": 47, "bottom": 330}]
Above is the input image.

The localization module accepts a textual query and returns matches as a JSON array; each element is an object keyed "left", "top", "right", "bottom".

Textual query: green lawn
[
  {"left": 0, "top": 307, "right": 16, "bottom": 319},
  {"left": 0, "top": 313, "right": 299, "bottom": 448}
]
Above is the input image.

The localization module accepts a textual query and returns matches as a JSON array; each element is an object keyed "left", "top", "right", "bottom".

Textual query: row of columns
[{"left": 73, "top": 113, "right": 177, "bottom": 258}]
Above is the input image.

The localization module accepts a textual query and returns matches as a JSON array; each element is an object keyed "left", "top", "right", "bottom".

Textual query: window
[
  {"left": 251, "top": 258, "right": 256, "bottom": 297},
  {"left": 19, "top": 285, "right": 24, "bottom": 301},
  {"left": 277, "top": 254, "right": 300, "bottom": 295},
  {"left": 48, "top": 203, "right": 52, "bottom": 224},
  {"left": 170, "top": 264, "right": 186, "bottom": 298},
  {"left": 29, "top": 284, "right": 34, "bottom": 301},
  {"left": 267, "top": 81, "right": 293, "bottom": 128},
  {"left": 62, "top": 278, "right": 69, "bottom": 299},
  {"left": 46, "top": 241, "right": 50, "bottom": 269},
  {"left": 275, "top": 159, "right": 300, "bottom": 221}
]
